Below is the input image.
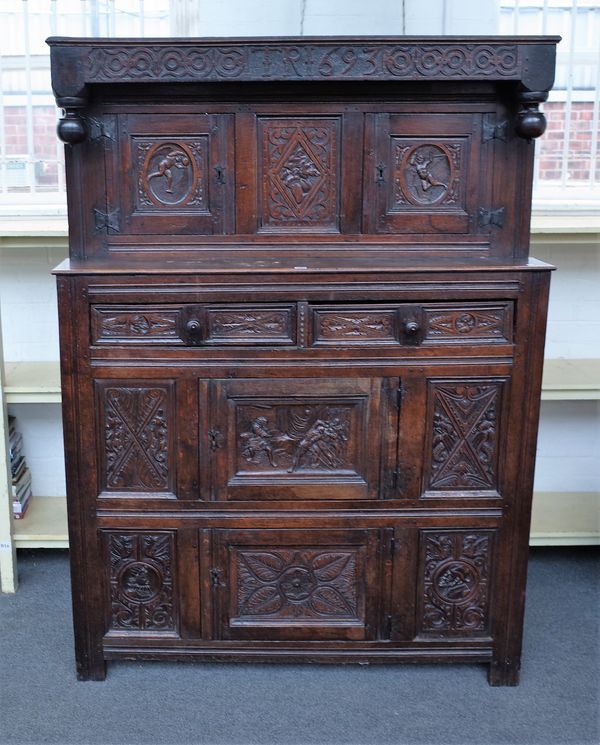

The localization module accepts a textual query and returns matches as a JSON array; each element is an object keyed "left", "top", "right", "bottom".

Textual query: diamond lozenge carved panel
[{"left": 259, "top": 117, "right": 340, "bottom": 232}]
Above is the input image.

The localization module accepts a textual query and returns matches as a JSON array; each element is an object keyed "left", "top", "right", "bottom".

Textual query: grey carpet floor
[{"left": 0, "top": 548, "right": 598, "bottom": 745}]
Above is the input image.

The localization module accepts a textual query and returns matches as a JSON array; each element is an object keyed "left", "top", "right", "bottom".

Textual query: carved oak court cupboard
[{"left": 48, "top": 35, "right": 558, "bottom": 684}]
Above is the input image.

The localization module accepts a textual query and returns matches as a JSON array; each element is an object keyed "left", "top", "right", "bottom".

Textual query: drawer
[
  {"left": 91, "top": 303, "right": 297, "bottom": 346},
  {"left": 309, "top": 302, "right": 513, "bottom": 347}
]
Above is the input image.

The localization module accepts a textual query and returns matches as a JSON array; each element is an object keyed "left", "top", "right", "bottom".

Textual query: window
[{"left": 1, "top": 0, "right": 598, "bottom": 217}]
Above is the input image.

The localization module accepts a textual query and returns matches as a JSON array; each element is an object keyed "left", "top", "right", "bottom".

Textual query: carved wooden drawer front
[
  {"left": 102, "top": 530, "right": 179, "bottom": 637},
  {"left": 91, "top": 304, "right": 297, "bottom": 346},
  {"left": 205, "top": 377, "right": 397, "bottom": 500},
  {"left": 309, "top": 302, "right": 513, "bottom": 346},
  {"left": 105, "top": 113, "right": 234, "bottom": 236},
  {"left": 212, "top": 528, "right": 380, "bottom": 641}
]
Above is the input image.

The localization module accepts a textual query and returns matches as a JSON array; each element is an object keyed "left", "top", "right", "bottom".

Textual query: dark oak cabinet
[{"left": 50, "top": 35, "right": 558, "bottom": 684}]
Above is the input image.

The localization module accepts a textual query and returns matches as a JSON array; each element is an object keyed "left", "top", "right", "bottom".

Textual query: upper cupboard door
[
  {"left": 107, "top": 113, "right": 234, "bottom": 236},
  {"left": 367, "top": 112, "right": 492, "bottom": 236}
]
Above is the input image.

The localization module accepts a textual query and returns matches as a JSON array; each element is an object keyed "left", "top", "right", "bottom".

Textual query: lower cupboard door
[{"left": 211, "top": 528, "right": 381, "bottom": 641}]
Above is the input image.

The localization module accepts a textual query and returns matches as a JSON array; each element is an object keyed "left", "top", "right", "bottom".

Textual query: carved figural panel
[
  {"left": 232, "top": 547, "right": 362, "bottom": 623},
  {"left": 237, "top": 403, "right": 353, "bottom": 475},
  {"left": 98, "top": 383, "right": 174, "bottom": 494},
  {"left": 135, "top": 137, "right": 209, "bottom": 211},
  {"left": 259, "top": 117, "right": 340, "bottom": 231},
  {"left": 106, "top": 531, "right": 176, "bottom": 633},
  {"left": 425, "top": 380, "right": 503, "bottom": 493},
  {"left": 390, "top": 139, "right": 465, "bottom": 211},
  {"left": 418, "top": 530, "right": 493, "bottom": 636}
]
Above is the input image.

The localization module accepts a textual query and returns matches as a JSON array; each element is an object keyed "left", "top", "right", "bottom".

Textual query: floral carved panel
[
  {"left": 232, "top": 547, "right": 362, "bottom": 622},
  {"left": 426, "top": 381, "right": 503, "bottom": 492},
  {"left": 99, "top": 384, "right": 173, "bottom": 493},
  {"left": 259, "top": 117, "right": 340, "bottom": 231},
  {"left": 91, "top": 306, "right": 181, "bottom": 344},
  {"left": 106, "top": 531, "right": 177, "bottom": 633},
  {"left": 424, "top": 305, "right": 510, "bottom": 342},
  {"left": 418, "top": 530, "right": 493, "bottom": 635}
]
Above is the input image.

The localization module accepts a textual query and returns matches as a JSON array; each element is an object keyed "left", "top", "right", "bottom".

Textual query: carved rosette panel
[
  {"left": 207, "top": 308, "right": 294, "bottom": 343},
  {"left": 425, "top": 307, "right": 509, "bottom": 342},
  {"left": 236, "top": 403, "right": 353, "bottom": 474},
  {"left": 101, "top": 385, "right": 171, "bottom": 492},
  {"left": 259, "top": 118, "right": 339, "bottom": 231},
  {"left": 418, "top": 531, "right": 493, "bottom": 635},
  {"left": 427, "top": 382, "right": 502, "bottom": 491},
  {"left": 135, "top": 137, "right": 208, "bottom": 211},
  {"left": 91, "top": 307, "right": 180, "bottom": 343},
  {"left": 106, "top": 532, "right": 176, "bottom": 633},
  {"left": 315, "top": 310, "right": 396, "bottom": 343},
  {"left": 391, "top": 139, "right": 464, "bottom": 211},
  {"left": 233, "top": 548, "right": 361, "bottom": 622}
]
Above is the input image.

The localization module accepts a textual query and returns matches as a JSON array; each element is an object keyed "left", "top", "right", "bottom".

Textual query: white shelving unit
[{"left": 0, "top": 224, "right": 599, "bottom": 592}]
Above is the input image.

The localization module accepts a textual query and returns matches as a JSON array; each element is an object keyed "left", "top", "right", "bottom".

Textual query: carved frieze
[
  {"left": 107, "top": 531, "right": 176, "bottom": 632},
  {"left": 135, "top": 137, "right": 208, "bottom": 211},
  {"left": 234, "top": 548, "right": 360, "bottom": 621},
  {"left": 315, "top": 310, "right": 396, "bottom": 343},
  {"left": 419, "top": 530, "right": 492, "bottom": 635},
  {"left": 259, "top": 118, "right": 339, "bottom": 231},
  {"left": 427, "top": 382, "right": 502, "bottom": 491},
  {"left": 102, "top": 386, "right": 170, "bottom": 491},
  {"left": 84, "top": 43, "right": 521, "bottom": 83},
  {"left": 206, "top": 307, "right": 294, "bottom": 343}
]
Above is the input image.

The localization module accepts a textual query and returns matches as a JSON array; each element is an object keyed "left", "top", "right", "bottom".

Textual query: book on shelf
[{"left": 8, "top": 415, "right": 33, "bottom": 519}]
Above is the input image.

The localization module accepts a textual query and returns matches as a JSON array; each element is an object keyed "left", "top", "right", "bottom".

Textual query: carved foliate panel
[
  {"left": 390, "top": 139, "right": 465, "bottom": 212},
  {"left": 206, "top": 306, "right": 296, "bottom": 344},
  {"left": 105, "top": 531, "right": 177, "bottom": 634},
  {"left": 98, "top": 383, "right": 174, "bottom": 494},
  {"left": 424, "top": 304, "right": 512, "bottom": 343},
  {"left": 311, "top": 308, "right": 397, "bottom": 345},
  {"left": 135, "top": 137, "right": 209, "bottom": 211},
  {"left": 259, "top": 117, "right": 340, "bottom": 232},
  {"left": 233, "top": 548, "right": 361, "bottom": 622},
  {"left": 214, "top": 528, "right": 379, "bottom": 640},
  {"left": 425, "top": 380, "right": 504, "bottom": 493},
  {"left": 417, "top": 530, "right": 494, "bottom": 636},
  {"left": 91, "top": 305, "right": 182, "bottom": 344}
]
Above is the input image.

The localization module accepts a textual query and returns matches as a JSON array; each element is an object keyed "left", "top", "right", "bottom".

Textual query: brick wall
[
  {"left": 539, "top": 102, "right": 600, "bottom": 183},
  {"left": 3, "top": 105, "right": 59, "bottom": 189}
]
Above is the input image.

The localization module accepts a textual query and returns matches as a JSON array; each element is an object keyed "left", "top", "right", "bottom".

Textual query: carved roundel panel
[
  {"left": 119, "top": 561, "right": 162, "bottom": 603},
  {"left": 431, "top": 559, "right": 480, "bottom": 603},
  {"left": 391, "top": 139, "right": 464, "bottom": 211},
  {"left": 136, "top": 138, "right": 208, "bottom": 211}
]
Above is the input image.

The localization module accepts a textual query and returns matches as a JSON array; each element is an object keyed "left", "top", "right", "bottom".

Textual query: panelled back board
[{"left": 49, "top": 35, "right": 558, "bottom": 683}]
